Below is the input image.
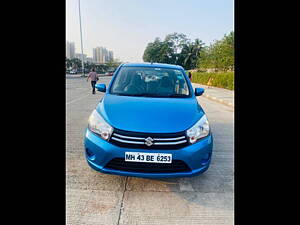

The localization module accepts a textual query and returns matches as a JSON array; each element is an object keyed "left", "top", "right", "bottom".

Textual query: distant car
[{"left": 70, "top": 70, "right": 77, "bottom": 74}]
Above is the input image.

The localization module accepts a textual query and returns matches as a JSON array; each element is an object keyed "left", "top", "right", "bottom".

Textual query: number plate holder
[{"left": 125, "top": 152, "right": 172, "bottom": 163}]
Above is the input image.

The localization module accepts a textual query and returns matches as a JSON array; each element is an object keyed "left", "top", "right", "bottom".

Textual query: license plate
[{"left": 125, "top": 152, "right": 172, "bottom": 163}]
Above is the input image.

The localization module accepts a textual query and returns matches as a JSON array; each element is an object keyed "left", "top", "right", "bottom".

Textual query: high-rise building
[
  {"left": 100, "top": 47, "right": 106, "bottom": 63},
  {"left": 66, "top": 41, "right": 75, "bottom": 59},
  {"left": 100, "top": 47, "right": 109, "bottom": 63},
  {"left": 108, "top": 51, "right": 114, "bottom": 62},
  {"left": 93, "top": 48, "right": 97, "bottom": 63},
  {"left": 93, "top": 47, "right": 101, "bottom": 63},
  {"left": 93, "top": 46, "right": 114, "bottom": 64}
]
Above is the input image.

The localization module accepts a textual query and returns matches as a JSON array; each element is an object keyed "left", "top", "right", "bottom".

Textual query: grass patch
[{"left": 191, "top": 71, "right": 234, "bottom": 90}]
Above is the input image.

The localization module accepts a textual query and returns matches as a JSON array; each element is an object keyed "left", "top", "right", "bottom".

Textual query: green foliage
[
  {"left": 191, "top": 72, "right": 234, "bottom": 90},
  {"left": 143, "top": 31, "right": 233, "bottom": 71},
  {"left": 143, "top": 33, "right": 204, "bottom": 70},
  {"left": 105, "top": 60, "right": 122, "bottom": 68},
  {"left": 197, "top": 31, "right": 234, "bottom": 71},
  {"left": 65, "top": 58, "right": 121, "bottom": 73}
]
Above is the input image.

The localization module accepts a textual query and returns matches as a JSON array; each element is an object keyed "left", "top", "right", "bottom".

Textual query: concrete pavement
[
  {"left": 66, "top": 77, "right": 234, "bottom": 225},
  {"left": 192, "top": 83, "right": 234, "bottom": 108}
]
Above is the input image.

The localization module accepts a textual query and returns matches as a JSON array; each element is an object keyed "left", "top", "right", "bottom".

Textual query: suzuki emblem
[{"left": 145, "top": 137, "right": 154, "bottom": 146}]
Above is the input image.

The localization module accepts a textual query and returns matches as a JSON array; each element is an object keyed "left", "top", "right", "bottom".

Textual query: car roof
[{"left": 121, "top": 62, "right": 184, "bottom": 70}]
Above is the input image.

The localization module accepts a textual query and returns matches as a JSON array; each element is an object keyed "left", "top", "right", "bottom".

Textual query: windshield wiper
[
  {"left": 112, "top": 93, "right": 153, "bottom": 97},
  {"left": 112, "top": 93, "right": 188, "bottom": 98},
  {"left": 112, "top": 93, "right": 130, "bottom": 96},
  {"left": 132, "top": 93, "right": 189, "bottom": 98},
  {"left": 137, "top": 93, "right": 162, "bottom": 97},
  {"left": 165, "top": 93, "right": 189, "bottom": 98}
]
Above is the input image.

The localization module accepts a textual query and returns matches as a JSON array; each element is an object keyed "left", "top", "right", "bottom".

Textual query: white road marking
[{"left": 66, "top": 94, "right": 89, "bottom": 105}]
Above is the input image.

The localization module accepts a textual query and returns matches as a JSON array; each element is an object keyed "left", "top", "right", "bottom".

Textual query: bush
[{"left": 191, "top": 72, "right": 234, "bottom": 90}]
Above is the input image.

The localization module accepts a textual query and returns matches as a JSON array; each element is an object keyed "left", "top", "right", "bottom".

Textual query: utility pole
[{"left": 78, "top": 0, "right": 85, "bottom": 76}]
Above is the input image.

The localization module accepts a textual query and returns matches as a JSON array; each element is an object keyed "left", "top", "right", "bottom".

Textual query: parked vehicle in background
[{"left": 84, "top": 63, "right": 213, "bottom": 178}]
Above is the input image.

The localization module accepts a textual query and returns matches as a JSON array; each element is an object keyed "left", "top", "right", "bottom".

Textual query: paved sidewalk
[
  {"left": 66, "top": 74, "right": 83, "bottom": 78},
  {"left": 192, "top": 83, "right": 234, "bottom": 108}
]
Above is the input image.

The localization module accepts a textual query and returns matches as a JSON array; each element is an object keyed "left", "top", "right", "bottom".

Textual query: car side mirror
[
  {"left": 95, "top": 83, "right": 106, "bottom": 92},
  {"left": 195, "top": 88, "right": 204, "bottom": 96}
]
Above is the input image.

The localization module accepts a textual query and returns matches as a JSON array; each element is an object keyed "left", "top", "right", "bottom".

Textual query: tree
[
  {"left": 142, "top": 33, "right": 202, "bottom": 69},
  {"left": 66, "top": 58, "right": 72, "bottom": 69},
  {"left": 143, "top": 38, "right": 165, "bottom": 63},
  {"left": 105, "top": 59, "right": 122, "bottom": 69},
  {"left": 164, "top": 33, "right": 189, "bottom": 63},
  {"left": 197, "top": 31, "right": 234, "bottom": 71},
  {"left": 181, "top": 39, "right": 204, "bottom": 70}
]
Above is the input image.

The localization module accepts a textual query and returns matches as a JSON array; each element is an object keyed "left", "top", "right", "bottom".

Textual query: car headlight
[
  {"left": 88, "top": 110, "right": 113, "bottom": 140},
  {"left": 186, "top": 115, "right": 210, "bottom": 144}
]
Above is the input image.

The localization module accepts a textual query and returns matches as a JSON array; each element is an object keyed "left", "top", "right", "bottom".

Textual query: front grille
[
  {"left": 105, "top": 158, "right": 191, "bottom": 173},
  {"left": 109, "top": 128, "right": 189, "bottom": 150}
]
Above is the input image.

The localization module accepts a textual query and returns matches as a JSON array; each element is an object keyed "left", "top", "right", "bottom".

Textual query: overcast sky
[{"left": 66, "top": 0, "right": 234, "bottom": 62}]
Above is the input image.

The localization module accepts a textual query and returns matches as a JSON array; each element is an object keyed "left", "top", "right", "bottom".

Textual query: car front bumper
[{"left": 84, "top": 128, "right": 213, "bottom": 178}]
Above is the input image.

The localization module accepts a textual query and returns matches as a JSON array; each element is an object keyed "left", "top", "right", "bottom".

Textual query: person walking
[
  {"left": 87, "top": 68, "right": 99, "bottom": 94},
  {"left": 188, "top": 72, "right": 192, "bottom": 80}
]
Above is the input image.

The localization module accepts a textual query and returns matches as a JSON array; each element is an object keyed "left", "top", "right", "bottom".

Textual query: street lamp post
[{"left": 78, "top": 0, "right": 85, "bottom": 76}]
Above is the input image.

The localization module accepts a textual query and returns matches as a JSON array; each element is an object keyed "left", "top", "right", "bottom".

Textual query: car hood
[{"left": 96, "top": 94, "right": 204, "bottom": 133}]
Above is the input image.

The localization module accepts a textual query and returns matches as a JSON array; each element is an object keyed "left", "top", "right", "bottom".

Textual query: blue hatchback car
[{"left": 84, "top": 63, "right": 213, "bottom": 178}]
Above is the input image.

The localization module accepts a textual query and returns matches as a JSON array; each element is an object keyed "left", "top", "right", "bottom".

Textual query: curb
[
  {"left": 201, "top": 93, "right": 234, "bottom": 108},
  {"left": 192, "top": 83, "right": 234, "bottom": 108}
]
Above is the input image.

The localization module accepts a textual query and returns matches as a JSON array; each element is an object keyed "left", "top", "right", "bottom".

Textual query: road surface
[{"left": 66, "top": 76, "right": 234, "bottom": 225}]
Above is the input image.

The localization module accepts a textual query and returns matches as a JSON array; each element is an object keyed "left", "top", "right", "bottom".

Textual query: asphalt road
[{"left": 66, "top": 76, "right": 234, "bottom": 225}]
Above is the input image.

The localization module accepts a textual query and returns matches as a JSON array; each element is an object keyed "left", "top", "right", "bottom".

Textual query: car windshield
[{"left": 110, "top": 66, "right": 190, "bottom": 97}]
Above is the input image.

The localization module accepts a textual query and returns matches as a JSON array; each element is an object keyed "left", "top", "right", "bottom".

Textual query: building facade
[
  {"left": 93, "top": 46, "right": 114, "bottom": 64},
  {"left": 66, "top": 41, "right": 75, "bottom": 59},
  {"left": 108, "top": 51, "right": 114, "bottom": 62},
  {"left": 93, "top": 47, "right": 101, "bottom": 63}
]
